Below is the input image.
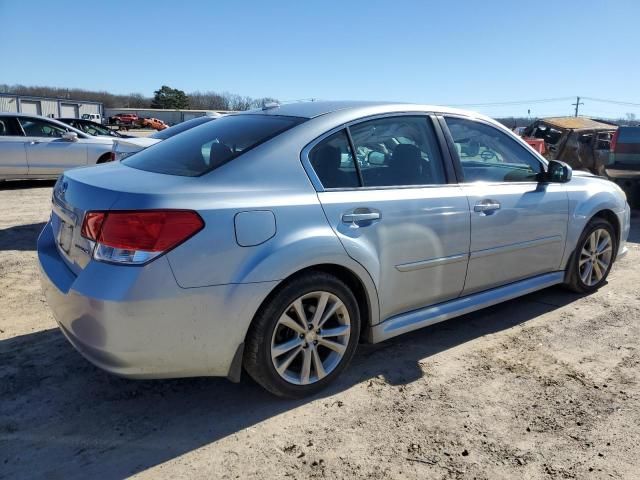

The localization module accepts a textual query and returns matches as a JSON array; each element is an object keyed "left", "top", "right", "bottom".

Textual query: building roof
[{"left": 540, "top": 116, "right": 617, "bottom": 131}]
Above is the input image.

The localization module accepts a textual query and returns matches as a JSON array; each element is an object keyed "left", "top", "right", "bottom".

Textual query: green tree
[{"left": 150, "top": 85, "right": 190, "bottom": 109}]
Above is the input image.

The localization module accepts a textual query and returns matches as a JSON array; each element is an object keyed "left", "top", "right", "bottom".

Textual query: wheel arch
[
  {"left": 97, "top": 152, "right": 112, "bottom": 164},
  {"left": 247, "top": 262, "right": 379, "bottom": 345}
]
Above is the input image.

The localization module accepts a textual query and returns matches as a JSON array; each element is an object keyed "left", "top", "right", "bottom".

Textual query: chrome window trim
[{"left": 301, "top": 111, "right": 459, "bottom": 192}]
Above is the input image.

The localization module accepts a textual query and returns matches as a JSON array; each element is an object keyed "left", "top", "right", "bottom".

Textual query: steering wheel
[{"left": 480, "top": 150, "right": 497, "bottom": 161}]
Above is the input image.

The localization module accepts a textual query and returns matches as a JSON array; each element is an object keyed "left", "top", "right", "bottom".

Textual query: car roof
[
  {"left": 0, "top": 112, "right": 89, "bottom": 135},
  {"left": 238, "top": 100, "right": 485, "bottom": 120}
]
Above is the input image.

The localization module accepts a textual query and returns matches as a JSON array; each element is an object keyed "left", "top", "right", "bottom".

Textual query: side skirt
[{"left": 369, "top": 271, "right": 564, "bottom": 343}]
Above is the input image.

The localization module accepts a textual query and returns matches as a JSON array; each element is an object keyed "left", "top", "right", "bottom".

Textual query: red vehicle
[{"left": 109, "top": 113, "right": 139, "bottom": 125}]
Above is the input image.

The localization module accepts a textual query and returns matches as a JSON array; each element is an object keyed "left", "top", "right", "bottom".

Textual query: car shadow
[
  {"left": 0, "top": 179, "right": 56, "bottom": 190},
  {"left": 0, "top": 222, "right": 46, "bottom": 251},
  {"left": 0, "top": 286, "right": 582, "bottom": 479}
]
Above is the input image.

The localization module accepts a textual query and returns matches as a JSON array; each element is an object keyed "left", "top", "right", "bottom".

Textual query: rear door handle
[
  {"left": 474, "top": 200, "right": 501, "bottom": 213},
  {"left": 342, "top": 209, "right": 381, "bottom": 227}
]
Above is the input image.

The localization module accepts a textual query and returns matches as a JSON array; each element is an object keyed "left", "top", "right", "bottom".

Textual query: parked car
[
  {"left": 523, "top": 117, "right": 617, "bottom": 174},
  {"left": 58, "top": 118, "right": 130, "bottom": 138},
  {"left": 81, "top": 113, "right": 102, "bottom": 124},
  {"left": 38, "top": 101, "right": 630, "bottom": 398},
  {"left": 109, "top": 113, "right": 139, "bottom": 125},
  {"left": 0, "top": 113, "right": 114, "bottom": 181},
  {"left": 139, "top": 117, "right": 168, "bottom": 130},
  {"left": 111, "top": 115, "right": 218, "bottom": 161}
]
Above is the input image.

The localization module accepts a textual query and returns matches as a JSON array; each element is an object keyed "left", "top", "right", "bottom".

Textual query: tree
[{"left": 150, "top": 85, "right": 190, "bottom": 109}]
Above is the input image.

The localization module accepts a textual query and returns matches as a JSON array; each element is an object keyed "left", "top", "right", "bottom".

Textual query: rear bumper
[{"left": 38, "top": 222, "right": 277, "bottom": 379}]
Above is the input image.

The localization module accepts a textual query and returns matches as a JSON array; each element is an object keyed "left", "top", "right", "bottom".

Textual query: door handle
[
  {"left": 341, "top": 210, "right": 381, "bottom": 227},
  {"left": 474, "top": 200, "right": 501, "bottom": 213},
  {"left": 30, "top": 140, "right": 41, "bottom": 145}
]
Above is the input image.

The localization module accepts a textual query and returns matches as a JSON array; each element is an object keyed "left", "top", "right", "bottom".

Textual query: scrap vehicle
[
  {"left": 139, "top": 117, "right": 168, "bottom": 130},
  {"left": 108, "top": 113, "right": 140, "bottom": 130},
  {"left": 523, "top": 117, "right": 618, "bottom": 176},
  {"left": 523, "top": 117, "right": 640, "bottom": 204}
]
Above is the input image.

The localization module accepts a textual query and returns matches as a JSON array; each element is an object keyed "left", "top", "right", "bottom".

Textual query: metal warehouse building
[{"left": 0, "top": 93, "right": 103, "bottom": 118}]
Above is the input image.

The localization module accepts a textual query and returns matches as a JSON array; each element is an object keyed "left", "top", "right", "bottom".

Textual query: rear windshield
[
  {"left": 150, "top": 116, "right": 215, "bottom": 140},
  {"left": 124, "top": 114, "right": 305, "bottom": 176},
  {"left": 618, "top": 127, "right": 640, "bottom": 143}
]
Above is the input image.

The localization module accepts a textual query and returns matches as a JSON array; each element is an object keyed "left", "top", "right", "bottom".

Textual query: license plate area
[
  {"left": 52, "top": 201, "right": 78, "bottom": 258},
  {"left": 57, "top": 220, "right": 74, "bottom": 254}
]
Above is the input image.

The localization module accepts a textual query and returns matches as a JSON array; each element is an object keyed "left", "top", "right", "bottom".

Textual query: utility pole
[{"left": 572, "top": 96, "right": 584, "bottom": 117}]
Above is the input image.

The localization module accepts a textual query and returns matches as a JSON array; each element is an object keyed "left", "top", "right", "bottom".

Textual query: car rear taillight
[
  {"left": 81, "top": 210, "right": 204, "bottom": 264},
  {"left": 610, "top": 129, "right": 619, "bottom": 153}
]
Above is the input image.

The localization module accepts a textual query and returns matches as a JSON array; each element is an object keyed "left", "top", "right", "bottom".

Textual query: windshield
[
  {"left": 150, "top": 116, "right": 216, "bottom": 140},
  {"left": 124, "top": 114, "right": 305, "bottom": 176}
]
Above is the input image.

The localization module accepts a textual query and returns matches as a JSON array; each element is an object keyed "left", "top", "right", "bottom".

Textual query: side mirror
[
  {"left": 545, "top": 160, "right": 572, "bottom": 183},
  {"left": 62, "top": 132, "right": 78, "bottom": 142}
]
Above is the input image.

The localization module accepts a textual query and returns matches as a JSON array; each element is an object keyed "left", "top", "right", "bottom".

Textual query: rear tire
[
  {"left": 564, "top": 217, "right": 616, "bottom": 293},
  {"left": 244, "top": 271, "right": 360, "bottom": 398}
]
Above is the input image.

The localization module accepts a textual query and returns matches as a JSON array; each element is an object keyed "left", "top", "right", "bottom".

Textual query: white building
[{"left": 0, "top": 93, "right": 103, "bottom": 118}]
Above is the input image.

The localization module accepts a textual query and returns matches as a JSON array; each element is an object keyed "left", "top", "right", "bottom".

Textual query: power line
[
  {"left": 450, "top": 97, "right": 574, "bottom": 107},
  {"left": 582, "top": 96, "right": 640, "bottom": 107}
]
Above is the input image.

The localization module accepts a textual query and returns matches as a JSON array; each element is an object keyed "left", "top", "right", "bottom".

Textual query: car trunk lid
[{"left": 50, "top": 161, "right": 198, "bottom": 275}]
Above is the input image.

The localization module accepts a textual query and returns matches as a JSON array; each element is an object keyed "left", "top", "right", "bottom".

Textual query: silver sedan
[
  {"left": 38, "top": 101, "right": 630, "bottom": 397},
  {"left": 0, "top": 113, "right": 114, "bottom": 181}
]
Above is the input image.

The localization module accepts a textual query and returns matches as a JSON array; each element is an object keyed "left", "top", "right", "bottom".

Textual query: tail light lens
[
  {"left": 81, "top": 210, "right": 204, "bottom": 264},
  {"left": 610, "top": 130, "right": 619, "bottom": 153}
]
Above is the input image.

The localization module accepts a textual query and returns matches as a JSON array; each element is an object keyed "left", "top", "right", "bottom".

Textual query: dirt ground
[{"left": 1, "top": 181, "right": 639, "bottom": 480}]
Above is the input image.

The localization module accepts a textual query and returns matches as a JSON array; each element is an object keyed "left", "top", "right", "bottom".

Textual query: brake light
[
  {"left": 81, "top": 210, "right": 204, "bottom": 264},
  {"left": 610, "top": 129, "right": 619, "bottom": 153}
]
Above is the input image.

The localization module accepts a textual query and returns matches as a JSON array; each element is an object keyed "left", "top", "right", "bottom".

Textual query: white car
[
  {"left": 112, "top": 115, "right": 218, "bottom": 161},
  {"left": 0, "top": 113, "right": 115, "bottom": 181}
]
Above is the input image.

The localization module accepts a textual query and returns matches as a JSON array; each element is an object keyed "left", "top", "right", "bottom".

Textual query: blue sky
[{"left": 1, "top": 0, "right": 639, "bottom": 118}]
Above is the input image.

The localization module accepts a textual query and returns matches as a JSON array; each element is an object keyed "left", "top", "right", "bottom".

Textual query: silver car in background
[
  {"left": 0, "top": 113, "right": 114, "bottom": 181},
  {"left": 38, "top": 101, "right": 630, "bottom": 398}
]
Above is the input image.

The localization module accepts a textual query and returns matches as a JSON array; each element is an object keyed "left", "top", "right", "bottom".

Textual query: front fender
[{"left": 561, "top": 178, "right": 628, "bottom": 268}]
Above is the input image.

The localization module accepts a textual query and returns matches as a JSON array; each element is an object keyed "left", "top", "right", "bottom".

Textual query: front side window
[
  {"left": 349, "top": 116, "right": 446, "bottom": 187},
  {"left": 309, "top": 130, "right": 360, "bottom": 188},
  {"left": 19, "top": 118, "right": 67, "bottom": 138},
  {"left": 124, "top": 114, "right": 305, "bottom": 177},
  {"left": 445, "top": 117, "right": 542, "bottom": 183}
]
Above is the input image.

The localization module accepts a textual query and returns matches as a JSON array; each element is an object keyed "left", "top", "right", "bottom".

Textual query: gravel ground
[{"left": 1, "top": 181, "right": 639, "bottom": 480}]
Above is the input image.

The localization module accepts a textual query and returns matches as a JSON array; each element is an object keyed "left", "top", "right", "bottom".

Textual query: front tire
[
  {"left": 244, "top": 272, "right": 360, "bottom": 398},
  {"left": 565, "top": 218, "right": 616, "bottom": 293}
]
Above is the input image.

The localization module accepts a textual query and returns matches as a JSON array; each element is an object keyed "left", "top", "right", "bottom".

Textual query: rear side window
[
  {"left": 124, "top": 114, "right": 305, "bottom": 176},
  {"left": 350, "top": 116, "right": 446, "bottom": 187},
  {"left": 309, "top": 130, "right": 360, "bottom": 188},
  {"left": 0, "top": 117, "right": 22, "bottom": 136}
]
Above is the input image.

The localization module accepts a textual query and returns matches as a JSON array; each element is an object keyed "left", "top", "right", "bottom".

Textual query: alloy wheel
[
  {"left": 270, "top": 291, "right": 351, "bottom": 385},
  {"left": 578, "top": 228, "right": 613, "bottom": 287}
]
